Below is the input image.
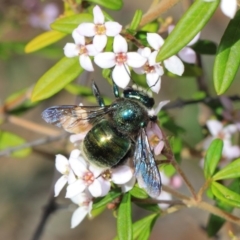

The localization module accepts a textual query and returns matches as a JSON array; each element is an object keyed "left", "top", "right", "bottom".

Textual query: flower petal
[
  {"left": 69, "top": 157, "right": 87, "bottom": 177},
  {"left": 55, "top": 154, "right": 69, "bottom": 174},
  {"left": 93, "top": 34, "right": 107, "bottom": 52},
  {"left": 71, "top": 192, "right": 91, "bottom": 205},
  {"left": 220, "top": 0, "right": 237, "bottom": 18},
  {"left": 66, "top": 179, "right": 86, "bottom": 198},
  {"left": 148, "top": 51, "right": 158, "bottom": 66},
  {"left": 72, "top": 29, "right": 85, "bottom": 45},
  {"left": 113, "top": 35, "right": 127, "bottom": 53},
  {"left": 132, "top": 67, "right": 145, "bottom": 75},
  {"left": 223, "top": 144, "right": 240, "bottom": 159},
  {"left": 94, "top": 52, "right": 116, "bottom": 68},
  {"left": 157, "top": 191, "right": 172, "bottom": 209},
  {"left": 105, "top": 21, "right": 122, "bottom": 36},
  {"left": 89, "top": 164, "right": 105, "bottom": 177},
  {"left": 80, "top": 55, "right": 94, "bottom": 72},
  {"left": 71, "top": 206, "right": 88, "bottom": 228},
  {"left": 77, "top": 23, "right": 95, "bottom": 37},
  {"left": 54, "top": 175, "right": 68, "bottom": 196},
  {"left": 178, "top": 47, "right": 196, "bottom": 64},
  {"left": 154, "top": 100, "right": 170, "bottom": 115},
  {"left": 138, "top": 47, "right": 151, "bottom": 58},
  {"left": 98, "top": 177, "right": 111, "bottom": 196},
  {"left": 126, "top": 52, "right": 147, "bottom": 68},
  {"left": 70, "top": 149, "right": 81, "bottom": 158},
  {"left": 187, "top": 32, "right": 201, "bottom": 46},
  {"left": 64, "top": 43, "right": 79, "bottom": 58},
  {"left": 154, "top": 141, "right": 165, "bottom": 155},
  {"left": 120, "top": 176, "right": 136, "bottom": 193},
  {"left": 112, "top": 64, "right": 130, "bottom": 89},
  {"left": 146, "top": 72, "right": 161, "bottom": 93},
  {"left": 111, "top": 165, "right": 133, "bottom": 184},
  {"left": 88, "top": 179, "right": 102, "bottom": 197},
  {"left": 147, "top": 33, "right": 164, "bottom": 50},
  {"left": 163, "top": 55, "right": 184, "bottom": 76},
  {"left": 86, "top": 44, "right": 99, "bottom": 56},
  {"left": 70, "top": 133, "right": 87, "bottom": 143},
  {"left": 206, "top": 119, "right": 223, "bottom": 136},
  {"left": 93, "top": 5, "right": 105, "bottom": 24}
]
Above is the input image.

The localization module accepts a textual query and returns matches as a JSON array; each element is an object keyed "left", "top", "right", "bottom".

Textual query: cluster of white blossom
[{"left": 64, "top": 5, "right": 185, "bottom": 94}]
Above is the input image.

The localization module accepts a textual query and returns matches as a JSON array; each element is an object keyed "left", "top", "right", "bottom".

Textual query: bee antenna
[
  {"left": 123, "top": 63, "right": 136, "bottom": 85},
  {"left": 147, "top": 76, "right": 161, "bottom": 92}
]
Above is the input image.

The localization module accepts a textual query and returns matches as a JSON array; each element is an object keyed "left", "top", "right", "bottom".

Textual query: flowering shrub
[{"left": 2, "top": 0, "right": 240, "bottom": 239}]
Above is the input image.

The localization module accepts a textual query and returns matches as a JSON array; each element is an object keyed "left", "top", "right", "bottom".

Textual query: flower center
[
  {"left": 144, "top": 63, "right": 155, "bottom": 73},
  {"left": 115, "top": 53, "right": 127, "bottom": 65},
  {"left": 78, "top": 45, "right": 88, "bottom": 55},
  {"left": 83, "top": 171, "right": 95, "bottom": 185},
  {"left": 217, "top": 132, "right": 225, "bottom": 140},
  {"left": 95, "top": 24, "right": 106, "bottom": 35},
  {"left": 102, "top": 170, "right": 111, "bottom": 180},
  {"left": 149, "top": 135, "right": 160, "bottom": 148}
]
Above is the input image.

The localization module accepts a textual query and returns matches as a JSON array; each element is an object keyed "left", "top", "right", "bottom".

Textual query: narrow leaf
[
  {"left": 31, "top": 57, "right": 83, "bottom": 102},
  {"left": 211, "top": 181, "right": 240, "bottom": 208},
  {"left": 206, "top": 179, "right": 238, "bottom": 237},
  {"left": 51, "top": 13, "right": 93, "bottom": 33},
  {"left": 213, "top": 10, "right": 240, "bottom": 94},
  {"left": 117, "top": 192, "right": 132, "bottom": 240},
  {"left": 133, "top": 213, "right": 159, "bottom": 240},
  {"left": 213, "top": 158, "right": 240, "bottom": 180},
  {"left": 130, "top": 186, "right": 148, "bottom": 199},
  {"left": 129, "top": 10, "right": 143, "bottom": 31},
  {"left": 0, "top": 131, "right": 31, "bottom": 158},
  {"left": 25, "top": 31, "right": 67, "bottom": 53},
  {"left": 204, "top": 139, "right": 223, "bottom": 179},
  {"left": 86, "top": 0, "right": 123, "bottom": 10},
  {"left": 157, "top": 0, "right": 220, "bottom": 61},
  {"left": 93, "top": 189, "right": 122, "bottom": 209}
]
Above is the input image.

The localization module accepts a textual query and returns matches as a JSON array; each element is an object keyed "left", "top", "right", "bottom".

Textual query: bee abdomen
[{"left": 83, "top": 119, "right": 131, "bottom": 168}]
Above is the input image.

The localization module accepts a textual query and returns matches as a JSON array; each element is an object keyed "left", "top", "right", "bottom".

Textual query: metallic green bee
[{"left": 42, "top": 82, "right": 161, "bottom": 197}]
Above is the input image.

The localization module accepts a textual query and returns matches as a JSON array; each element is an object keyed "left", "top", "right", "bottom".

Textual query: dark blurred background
[{"left": 0, "top": 0, "right": 239, "bottom": 239}]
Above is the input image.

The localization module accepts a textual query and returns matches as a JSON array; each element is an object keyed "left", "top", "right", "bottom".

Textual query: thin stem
[
  {"left": 7, "top": 115, "right": 60, "bottom": 136},
  {"left": 0, "top": 133, "right": 68, "bottom": 157},
  {"left": 139, "top": 0, "right": 181, "bottom": 28},
  {"left": 162, "top": 185, "right": 190, "bottom": 200},
  {"left": 162, "top": 130, "right": 198, "bottom": 199}
]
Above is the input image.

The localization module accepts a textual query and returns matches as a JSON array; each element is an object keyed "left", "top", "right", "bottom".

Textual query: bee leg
[
  {"left": 92, "top": 81, "right": 105, "bottom": 107},
  {"left": 112, "top": 79, "right": 120, "bottom": 98}
]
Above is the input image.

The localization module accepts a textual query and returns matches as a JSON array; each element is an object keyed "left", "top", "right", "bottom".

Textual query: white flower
[
  {"left": 168, "top": 25, "right": 200, "bottom": 64},
  {"left": 66, "top": 153, "right": 110, "bottom": 198},
  {"left": 133, "top": 47, "right": 164, "bottom": 93},
  {"left": 71, "top": 192, "right": 93, "bottom": 228},
  {"left": 64, "top": 29, "right": 98, "bottom": 71},
  {"left": 54, "top": 150, "right": 80, "bottom": 197},
  {"left": 77, "top": 5, "right": 122, "bottom": 51},
  {"left": 147, "top": 33, "right": 184, "bottom": 76},
  {"left": 94, "top": 34, "right": 147, "bottom": 89},
  {"left": 204, "top": 119, "right": 240, "bottom": 160},
  {"left": 147, "top": 100, "right": 169, "bottom": 155},
  {"left": 204, "top": 0, "right": 237, "bottom": 18}
]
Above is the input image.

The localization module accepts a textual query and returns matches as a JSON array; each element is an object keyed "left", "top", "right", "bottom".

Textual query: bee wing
[
  {"left": 133, "top": 128, "right": 161, "bottom": 198},
  {"left": 42, "top": 105, "right": 113, "bottom": 134}
]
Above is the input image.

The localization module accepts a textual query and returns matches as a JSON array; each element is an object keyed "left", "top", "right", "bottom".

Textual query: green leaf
[
  {"left": 133, "top": 213, "right": 159, "bottom": 240},
  {"left": 91, "top": 205, "right": 106, "bottom": 218},
  {"left": 129, "top": 10, "right": 143, "bottom": 31},
  {"left": 192, "top": 40, "right": 217, "bottom": 55},
  {"left": 130, "top": 186, "right": 148, "bottom": 199},
  {"left": 180, "top": 64, "right": 202, "bottom": 77},
  {"left": 93, "top": 189, "right": 122, "bottom": 209},
  {"left": 156, "top": 0, "right": 220, "bottom": 61},
  {"left": 31, "top": 57, "right": 83, "bottom": 102},
  {"left": 211, "top": 181, "right": 240, "bottom": 208},
  {"left": 135, "top": 203, "right": 160, "bottom": 212},
  {"left": 213, "top": 158, "right": 240, "bottom": 180},
  {"left": 204, "top": 139, "right": 223, "bottom": 179},
  {"left": 213, "top": 10, "right": 240, "bottom": 95},
  {"left": 206, "top": 180, "right": 238, "bottom": 237},
  {"left": 85, "top": 0, "right": 123, "bottom": 10},
  {"left": 140, "top": 21, "right": 159, "bottom": 33},
  {"left": 117, "top": 192, "right": 132, "bottom": 240},
  {"left": 25, "top": 31, "right": 67, "bottom": 53},
  {"left": 0, "top": 131, "right": 31, "bottom": 158},
  {"left": 51, "top": 13, "right": 93, "bottom": 33}
]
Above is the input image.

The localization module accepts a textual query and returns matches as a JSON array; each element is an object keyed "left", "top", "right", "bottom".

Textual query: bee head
[{"left": 123, "top": 86, "right": 155, "bottom": 109}]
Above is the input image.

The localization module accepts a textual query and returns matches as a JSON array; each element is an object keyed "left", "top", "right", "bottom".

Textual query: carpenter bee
[{"left": 42, "top": 81, "right": 162, "bottom": 198}]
